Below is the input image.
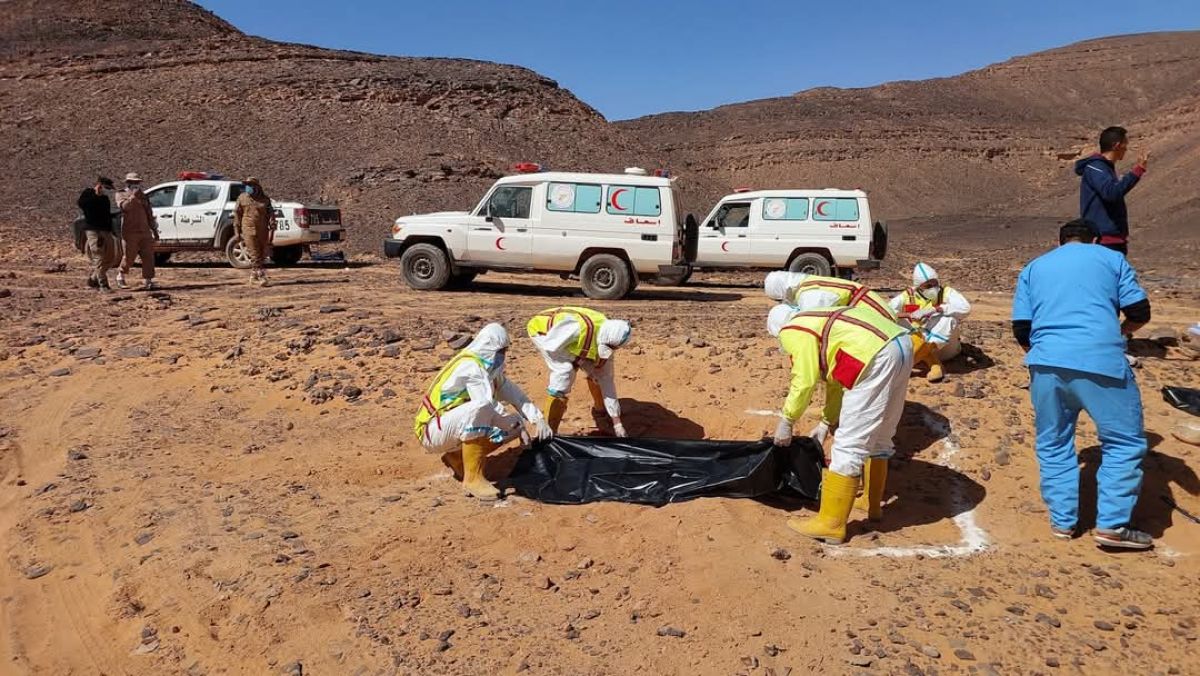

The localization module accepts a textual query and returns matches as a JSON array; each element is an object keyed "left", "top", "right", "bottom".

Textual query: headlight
[{"left": 391, "top": 221, "right": 405, "bottom": 236}]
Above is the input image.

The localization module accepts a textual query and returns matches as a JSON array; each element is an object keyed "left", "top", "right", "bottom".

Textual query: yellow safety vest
[
  {"left": 898, "top": 286, "right": 956, "bottom": 317},
  {"left": 791, "top": 275, "right": 897, "bottom": 321},
  {"left": 413, "top": 350, "right": 487, "bottom": 441},
  {"left": 526, "top": 306, "right": 607, "bottom": 362},
  {"left": 778, "top": 306, "right": 905, "bottom": 421}
]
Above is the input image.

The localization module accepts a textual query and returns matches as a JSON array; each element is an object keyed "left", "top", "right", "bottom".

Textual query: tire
[
  {"left": 788, "top": 252, "right": 832, "bottom": 277},
  {"left": 400, "top": 243, "right": 452, "bottom": 290},
  {"left": 579, "top": 254, "right": 633, "bottom": 300},
  {"left": 153, "top": 252, "right": 172, "bottom": 266},
  {"left": 271, "top": 246, "right": 303, "bottom": 266},
  {"left": 448, "top": 270, "right": 478, "bottom": 288},
  {"left": 653, "top": 266, "right": 692, "bottom": 286},
  {"left": 225, "top": 235, "right": 253, "bottom": 269}
]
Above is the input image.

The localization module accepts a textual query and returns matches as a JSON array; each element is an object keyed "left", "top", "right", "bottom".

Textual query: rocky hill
[
  {"left": 0, "top": 0, "right": 695, "bottom": 253},
  {"left": 619, "top": 32, "right": 1200, "bottom": 257}
]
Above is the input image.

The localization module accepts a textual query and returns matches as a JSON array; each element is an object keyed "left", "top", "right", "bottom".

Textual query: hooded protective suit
[
  {"left": 527, "top": 307, "right": 631, "bottom": 435},
  {"left": 415, "top": 323, "right": 548, "bottom": 452},
  {"left": 889, "top": 262, "right": 971, "bottom": 361},
  {"left": 764, "top": 271, "right": 896, "bottom": 321}
]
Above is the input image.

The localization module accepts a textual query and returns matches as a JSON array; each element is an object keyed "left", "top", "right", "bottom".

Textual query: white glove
[
  {"left": 613, "top": 422, "right": 628, "bottom": 438},
  {"left": 809, "top": 420, "right": 831, "bottom": 444},
  {"left": 518, "top": 427, "right": 532, "bottom": 448},
  {"left": 535, "top": 418, "right": 553, "bottom": 441},
  {"left": 774, "top": 418, "right": 794, "bottom": 447},
  {"left": 910, "top": 305, "right": 940, "bottom": 322}
]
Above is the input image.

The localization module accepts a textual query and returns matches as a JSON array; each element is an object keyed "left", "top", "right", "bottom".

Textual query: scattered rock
[
  {"left": 921, "top": 645, "right": 941, "bottom": 659},
  {"left": 448, "top": 334, "right": 472, "bottom": 350},
  {"left": 848, "top": 655, "right": 873, "bottom": 667},
  {"left": 770, "top": 547, "right": 791, "bottom": 561},
  {"left": 344, "top": 386, "right": 362, "bottom": 400},
  {"left": 69, "top": 499, "right": 90, "bottom": 513},
  {"left": 0, "top": 288, "right": 11, "bottom": 298},
  {"left": 1036, "top": 613, "right": 1061, "bottom": 628},
  {"left": 116, "top": 346, "right": 152, "bottom": 359},
  {"left": 1094, "top": 620, "right": 1115, "bottom": 631},
  {"left": 67, "top": 447, "right": 88, "bottom": 461},
  {"left": 134, "top": 531, "right": 155, "bottom": 545},
  {"left": 75, "top": 347, "right": 102, "bottom": 359},
  {"left": 1085, "top": 638, "right": 1106, "bottom": 651},
  {"left": 1045, "top": 656, "right": 1059, "bottom": 668},
  {"left": 686, "top": 336, "right": 708, "bottom": 348},
  {"left": 43, "top": 262, "right": 68, "bottom": 274},
  {"left": 657, "top": 626, "right": 685, "bottom": 638},
  {"left": 953, "top": 649, "right": 975, "bottom": 661},
  {"left": 993, "top": 446, "right": 1011, "bottom": 466},
  {"left": 381, "top": 345, "right": 401, "bottom": 358},
  {"left": 281, "top": 661, "right": 303, "bottom": 676},
  {"left": 23, "top": 564, "right": 52, "bottom": 579},
  {"left": 318, "top": 306, "right": 346, "bottom": 314}
]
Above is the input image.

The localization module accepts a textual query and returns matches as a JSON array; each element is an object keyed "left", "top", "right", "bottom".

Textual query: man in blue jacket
[
  {"left": 1012, "top": 219, "right": 1152, "bottom": 550},
  {"left": 1074, "top": 126, "right": 1148, "bottom": 256}
]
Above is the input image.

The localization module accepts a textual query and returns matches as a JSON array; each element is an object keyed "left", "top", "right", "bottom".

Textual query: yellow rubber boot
[
  {"left": 853, "top": 458, "right": 888, "bottom": 521},
  {"left": 543, "top": 395, "right": 568, "bottom": 434},
  {"left": 925, "top": 351, "right": 945, "bottom": 383},
  {"left": 440, "top": 450, "right": 464, "bottom": 480},
  {"left": 788, "top": 470, "right": 859, "bottom": 544},
  {"left": 461, "top": 439, "right": 501, "bottom": 501}
]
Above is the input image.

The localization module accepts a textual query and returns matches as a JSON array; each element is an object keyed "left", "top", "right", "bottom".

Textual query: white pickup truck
[
  {"left": 383, "top": 167, "right": 696, "bottom": 299},
  {"left": 72, "top": 176, "right": 346, "bottom": 267}
]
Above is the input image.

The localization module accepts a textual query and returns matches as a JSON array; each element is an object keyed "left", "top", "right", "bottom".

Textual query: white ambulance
[
  {"left": 673, "top": 189, "right": 887, "bottom": 283},
  {"left": 383, "top": 166, "right": 694, "bottom": 299}
]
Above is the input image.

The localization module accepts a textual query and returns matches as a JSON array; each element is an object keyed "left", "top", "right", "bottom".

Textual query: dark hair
[
  {"left": 98, "top": 176, "right": 114, "bottom": 188},
  {"left": 1099, "top": 126, "right": 1127, "bottom": 152},
  {"left": 1060, "top": 219, "right": 1099, "bottom": 244}
]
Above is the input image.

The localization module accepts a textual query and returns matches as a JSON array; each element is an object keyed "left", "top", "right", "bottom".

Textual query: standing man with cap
[
  {"left": 76, "top": 176, "right": 117, "bottom": 290},
  {"left": 234, "top": 177, "right": 275, "bottom": 286},
  {"left": 1012, "top": 219, "right": 1153, "bottom": 549},
  {"left": 1075, "top": 126, "right": 1148, "bottom": 256},
  {"left": 890, "top": 262, "right": 971, "bottom": 383},
  {"left": 115, "top": 172, "right": 159, "bottom": 290}
]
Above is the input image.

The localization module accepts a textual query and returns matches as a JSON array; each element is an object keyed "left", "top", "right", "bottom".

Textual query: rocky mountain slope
[
  {"left": 620, "top": 32, "right": 1200, "bottom": 255},
  {"left": 1, "top": 0, "right": 693, "bottom": 252}
]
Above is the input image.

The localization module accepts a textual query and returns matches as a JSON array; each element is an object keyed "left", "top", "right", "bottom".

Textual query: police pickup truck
[
  {"left": 383, "top": 166, "right": 697, "bottom": 300},
  {"left": 72, "top": 173, "right": 346, "bottom": 268}
]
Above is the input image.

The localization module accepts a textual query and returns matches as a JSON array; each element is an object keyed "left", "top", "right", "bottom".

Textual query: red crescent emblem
[
  {"left": 609, "top": 188, "right": 628, "bottom": 211},
  {"left": 721, "top": 241, "right": 730, "bottom": 252},
  {"left": 815, "top": 200, "right": 830, "bottom": 216},
  {"left": 495, "top": 237, "right": 506, "bottom": 250}
]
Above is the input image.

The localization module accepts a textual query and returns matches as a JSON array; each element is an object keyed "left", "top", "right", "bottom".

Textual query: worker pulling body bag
[
  {"left": 768, "top": 305, "right": 914, "bottom": 544},
  {"left": 414, "top": 324, "right": 551, "bottom": 501},
  {"left": 527, "top": 306, "right": 632, "bottom": 437}
]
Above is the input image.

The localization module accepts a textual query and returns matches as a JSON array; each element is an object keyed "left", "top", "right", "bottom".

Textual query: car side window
[
  {"left": 813, "top": 197, "right": 860, "bottom": 221},
  {"left": 227, "top": 183, "right": 245, "bottom": 203},
  {"left": 182, "top": 184, "right": 221, "bottom": 206},
  {"left": 763, "top": 197, "right": 810, "bottom": 221},
  {"left": 715, "top": 203, "right": 751, "bottom": 229},
  {"left": 487, "top": 186, "right": 532, "bottom": 219},
  {"left": 147, "top": 186, "right": 177, "bottom": 209}
]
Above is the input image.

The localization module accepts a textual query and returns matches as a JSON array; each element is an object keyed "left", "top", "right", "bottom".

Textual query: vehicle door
[
  {"left": 697, "top": 200, "right": 752, "bottom": 266},
  {"left": 145, "top": 184, "right": 181, "bottom": 241},
  {"left": 174, "top": 182, "right": 227, "bottom": 243},
  {"left": 810, "top": 196, "right": 863, "bottom": 264},
  {"left": 465, "top": 185, "right": 535, "bottom": 266}
]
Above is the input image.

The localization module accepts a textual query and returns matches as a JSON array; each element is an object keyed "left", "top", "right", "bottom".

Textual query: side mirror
[{"left": 485, "top": 204, "right": 494, "bottom": 223}]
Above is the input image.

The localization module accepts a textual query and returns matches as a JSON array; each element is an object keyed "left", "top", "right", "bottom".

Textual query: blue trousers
[{"left": 1029, "top": 365, "right": 1147, "bottom": 531}]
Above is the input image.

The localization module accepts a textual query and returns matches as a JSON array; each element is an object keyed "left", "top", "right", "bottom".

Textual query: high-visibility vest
[
  {"left": 791, "top": 275, "right": 897, "bottom": 321},
  {"left": 413, "top": 350, "right": 488, "bottom": 441},
  {"left": 526, "top": 306, "right": 607, "bottom": 362},
  {"left": 898, "top": 286, "right": 957, "bottom": 321},
  {"left": 779, "top": 306, "right": 906, "bottom": 391}
]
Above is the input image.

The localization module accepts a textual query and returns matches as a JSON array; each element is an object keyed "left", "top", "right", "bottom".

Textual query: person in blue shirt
[
  {"left": 1074, "top": 126, "right": 1148, "bottom": 256},
  {"left": 1011, "top": 219, "right": 1153, "bottom": 549}
]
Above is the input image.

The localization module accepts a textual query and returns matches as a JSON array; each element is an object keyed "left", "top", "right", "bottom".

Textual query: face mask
[
  {"left": 127, "top": 184, "right": 141, "bottom": 192},
  {"left": 920, "top": 285, "right": 941, "bottom": 301},
  {"left": 491, "top": 350, "right": 506, "bottom": 372},
  {"left": 245, "top": 185, "right": 256, "bottom": 196}
]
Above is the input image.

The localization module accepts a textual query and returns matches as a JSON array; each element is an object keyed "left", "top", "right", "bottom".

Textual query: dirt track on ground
[{"left": 1, "top": 246, "right": 1199, "bottom": 675}]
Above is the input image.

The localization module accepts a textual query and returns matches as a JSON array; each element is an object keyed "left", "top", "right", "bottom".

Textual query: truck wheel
[
  {"left": 271, "top": 246, "right": 303, "bottom": 266},
  {"left": 153, "top": 252, "right": 172, "bottom": 266},
  {"left": 788, "top": 252, "right": 832, "bottom": 277},
  {"left": 225, "top": 235, "right": 253, "bottom": 269},
  {"left": 400, "top": 243, "right": 452, "bottom": 290},
  {"left": 580, "top": 254, "right": 633, "bottom": 300},
  {"left": 448, "top": 270, "right": 478, "bottom": 288},
  {"left": 653, "top": 266, "right": 692, "bottom": 286}
]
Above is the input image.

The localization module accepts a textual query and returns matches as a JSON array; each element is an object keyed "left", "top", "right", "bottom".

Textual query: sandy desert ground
[{"left": 1, "top": 230, "right": 1199, "bottom": 676}]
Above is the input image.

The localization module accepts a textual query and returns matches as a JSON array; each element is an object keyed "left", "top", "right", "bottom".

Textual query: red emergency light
[
  {"left": 734, "top": 186, "right": 753, "bottom": 193},
  {"left": 513, "top": 162, "right": 543, "bottom": 174}
]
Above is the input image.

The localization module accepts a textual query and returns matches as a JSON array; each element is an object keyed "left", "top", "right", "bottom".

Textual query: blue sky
[{"left": 196, "top": 0, "right": 1199, "bottom": 120}]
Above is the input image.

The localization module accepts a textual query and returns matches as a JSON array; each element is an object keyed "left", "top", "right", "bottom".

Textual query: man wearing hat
[
  {"left": 76, "top": 176, "right": 118, "bottom": 290},
  {"left": 234, "top": 177, "right": 275, "bottom": 286},
  {"left": 115, "top": 172, "right": 160, "bottom": 290}
]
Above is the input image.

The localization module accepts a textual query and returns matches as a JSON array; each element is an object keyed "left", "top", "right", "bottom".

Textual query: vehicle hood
[{"left": 396, "top": 210, "right": 470, "bottom": 222}]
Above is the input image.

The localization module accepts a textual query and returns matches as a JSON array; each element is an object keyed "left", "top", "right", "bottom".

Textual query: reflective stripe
[
  {"left": 787, "top": 308, "right": 891, "bottom": 379},
  {"left": 534, "top": 307, "right": 600, "bottom": 361},
  {"left": 799, "top": 278, "right": 893, "bottom": 319}
]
